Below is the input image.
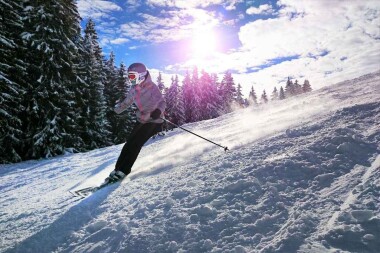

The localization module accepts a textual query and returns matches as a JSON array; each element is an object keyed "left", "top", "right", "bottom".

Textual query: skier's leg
[
  {"left": 115, "top": 123, "right": 162, "bottom": 175},
  {"left": 115, "top": 123, "right": 141, "bottom": 170}
]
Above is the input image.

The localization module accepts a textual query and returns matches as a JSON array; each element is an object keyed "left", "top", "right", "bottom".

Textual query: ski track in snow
[{"left": 0, "top": 71, "right": 379, "bottom": 253}]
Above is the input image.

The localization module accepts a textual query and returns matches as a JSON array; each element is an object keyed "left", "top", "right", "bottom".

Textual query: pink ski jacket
[{"left": 114, "top": 72, "right": 166, "bottom": 123}]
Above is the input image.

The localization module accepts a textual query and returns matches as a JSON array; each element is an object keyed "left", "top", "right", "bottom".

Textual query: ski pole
[{"left": 161, "top": 118, "right": 229, "bottom": 152}]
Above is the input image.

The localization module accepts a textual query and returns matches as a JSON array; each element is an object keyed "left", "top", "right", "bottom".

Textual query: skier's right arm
[{"left": 114, "top": 88, "right": 135, "bottom": 114}]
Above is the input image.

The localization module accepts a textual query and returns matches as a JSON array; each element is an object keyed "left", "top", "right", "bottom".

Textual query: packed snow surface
[{"left": 1, "top": 71, "right": 380, "bottom": 253}]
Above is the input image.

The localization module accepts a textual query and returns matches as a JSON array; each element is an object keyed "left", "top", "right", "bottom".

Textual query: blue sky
[{"left": 77, "top": 0, "right": 380, "bottom": 97}]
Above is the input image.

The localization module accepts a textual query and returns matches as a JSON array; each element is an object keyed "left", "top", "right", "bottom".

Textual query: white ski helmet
[{"left": 127, "top": 63, "right": 148, "bottom": 86}]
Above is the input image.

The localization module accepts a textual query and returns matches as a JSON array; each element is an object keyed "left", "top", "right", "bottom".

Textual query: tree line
[
  {"left": 0, "top": 1, "right": 312, "bottom": 163},
  {"left": 248, "top": 77, "right": 312, "bottom": 105},
  {"left": 161, "top": 70, "right": 312, "bottom": 128}
]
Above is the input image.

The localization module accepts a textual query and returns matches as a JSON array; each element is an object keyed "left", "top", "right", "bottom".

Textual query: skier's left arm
[{"left": 150, "top": 85, "right": 166, "bottom": 119}]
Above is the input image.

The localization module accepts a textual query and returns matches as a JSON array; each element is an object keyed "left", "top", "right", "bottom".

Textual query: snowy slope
[{"left": 1, "top": 71, "right": 379, "bottom": 253}]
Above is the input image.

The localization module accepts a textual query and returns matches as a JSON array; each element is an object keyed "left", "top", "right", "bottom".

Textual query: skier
[{"left": 105, "top": 63, "right": 166, "bottom": 183}]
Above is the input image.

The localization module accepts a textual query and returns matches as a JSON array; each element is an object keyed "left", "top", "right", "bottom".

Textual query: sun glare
[{"left": 192, "top": 29, "right": 216, "bottom": 59}]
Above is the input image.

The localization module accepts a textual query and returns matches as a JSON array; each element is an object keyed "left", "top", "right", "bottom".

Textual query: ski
[{"left": 69, "top": 180, "right": 115, "bottom": 199}]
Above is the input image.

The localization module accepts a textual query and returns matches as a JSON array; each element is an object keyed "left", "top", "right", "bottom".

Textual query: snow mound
[{"left": 1, "top": 71, "right": 379, "bottom": 253}]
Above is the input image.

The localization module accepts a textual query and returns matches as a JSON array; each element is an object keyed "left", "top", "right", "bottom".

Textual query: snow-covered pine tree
[
  {"left": 21, "top": 0, "right": 83, "bottom": 159},
  {"left": 279, "top": 86, "right": 286, "bottom": 100},
  {"left": 209, "top": 73, "right": 223, "bottom": 117},
  {"left": 219, "top": 71, "right": 237, "bottom": 113},
  {"left": 61, "top": 0, "right": 87, "bottom": 151},
  {"left": 285, "top": 77, "right": 295, "bottom": 97},
  {"left": 71, "top": 33, "right": 91, "bottom": 152},
  {"left": 271, "top": 87, "right": 279, "bottom": 100},
  {"left": 248, "top": 86, "right": 258, "bottom": 105},
  {"left": 81, "top": 19, "right": 110, "bottom": 149},
  {"left": 156, "top": 72, "right": 165, "bottom": 94},
  {"left": 293, "top": 79, "right": 303, "bottom": 95},
  {"left": 110, "top": 63, "right": 136, "bottom": 143},
  {"left": 0, "top": 0, "right": 25, "bottom": 163},
  {"left": 103, "top": 52, "right": 122, "bottom": 143},
  {"left": 182, "top": 71, "right": 193, "bottom": 123},
  {"left": 302, "top": 79, "right": 312, "bottom": 93},
  {"left": 261, "top": 90, "right": 268, "bottom": 104},
  {"left": 199, "top": 71, "right": 221, "bottom": 120},
  {"left": 165, "top": 75, "right": 185, "bottom": 126},
  {"left": 182, "top": 68, "right": 202, "bottom": 123},
  {"left": 165, "top": 76, "right": 176, "bottom": 124},
  {"left": 235, "top": 84, "right": 245, "bottom": 107},
  {"left": 175, "top": 85, "right": 186, "bottom": 126},
  {"left": 191, "top": 67, "right": 202, "bottom": 122}
]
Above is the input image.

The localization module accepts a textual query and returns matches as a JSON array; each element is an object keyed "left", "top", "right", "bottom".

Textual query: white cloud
[
  {"left": 110, "top": 38, "right": 130, "bottom": 44},
  {"left": 128, "top": 46, "right": 139, "bottom": 50},
  {"left": 146, "top": 0, "right": 246, "bottom": 13},
  {"left": 177, "top": 0, "right": 380, "bottom": 97},
  {"left": 120, "top": 8, "right": 220, "bottom": 43},
  {"left": 146, "top": 0, "right": 243, "bottom": 10},
  {"left": 77, "top": 0, "right": 122, "bottom": 19},
  {"left": 224, "top": 0, "right": 244, "bottom": 11},
  {"left": 246, "top": 4, "right": 274, "bottom": 15}
]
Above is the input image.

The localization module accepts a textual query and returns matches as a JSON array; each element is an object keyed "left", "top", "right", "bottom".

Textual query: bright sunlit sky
[{"left": 76, "top": 0, "right": 380, "bottom": 97}]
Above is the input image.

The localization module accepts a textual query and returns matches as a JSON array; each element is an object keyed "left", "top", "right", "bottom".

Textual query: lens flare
[{"left": 192, "top": 29, "right": 216, "bottom": 59}]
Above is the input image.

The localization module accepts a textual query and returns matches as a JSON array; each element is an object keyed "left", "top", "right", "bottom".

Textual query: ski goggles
[
  {"left": 128, "top": 71, "right": 147, "bottom": 85},
  {"left": 128, "top": 72, "right": 138, "bottom": 80}
]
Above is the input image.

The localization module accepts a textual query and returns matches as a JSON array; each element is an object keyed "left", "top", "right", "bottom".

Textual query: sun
[{"left": 191, "top": 29, "right": 217, "bottom": 59}]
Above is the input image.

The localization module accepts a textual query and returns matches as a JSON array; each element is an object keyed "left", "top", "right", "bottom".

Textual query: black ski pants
[{"left": 115, "top": 122, "right": 163, "bottom": 175}]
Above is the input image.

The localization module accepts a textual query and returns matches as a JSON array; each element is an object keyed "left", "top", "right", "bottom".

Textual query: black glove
[{"left": 150, "top": 108, "right": 161, "bottom": 120}]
